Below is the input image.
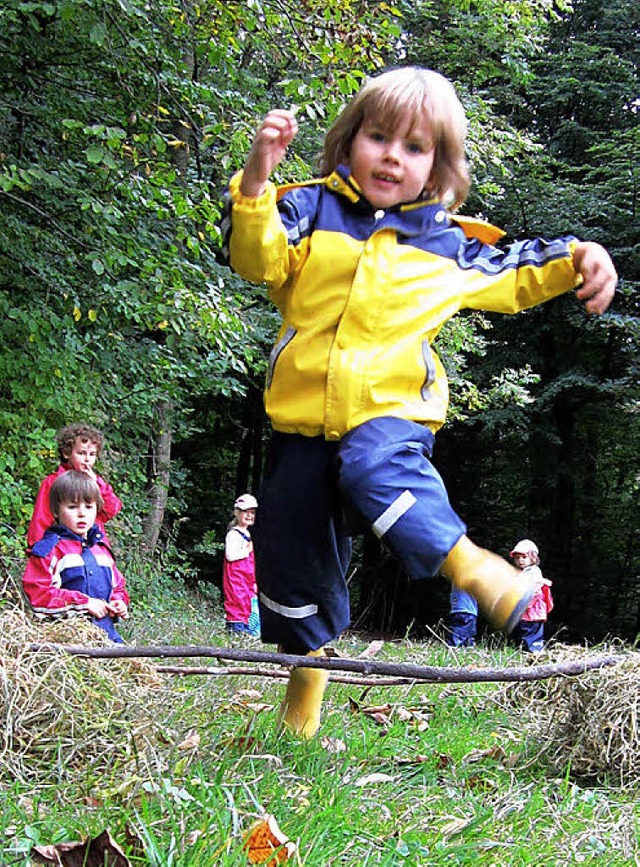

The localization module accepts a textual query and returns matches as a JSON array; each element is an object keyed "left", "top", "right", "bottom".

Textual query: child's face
[
  {"left": 66, "top": 437, "right": 99, "bottom": 474},
  {"left": 235, "top": 507, "right": 256, "bottom": 529},
  {"left": 57, "top": 499, "right": 98, "bottom": 538},
  {"left": 347, "top": 111, "right": 435, "bottom": 209},
  {"left": 512, "top": 551, "right": 535, "bottom": 569}
]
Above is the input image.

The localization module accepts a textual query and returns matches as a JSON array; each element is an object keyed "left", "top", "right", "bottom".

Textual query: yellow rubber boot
[
  {"left": 280, "top": 648, "right": 329, "bottom": 739},
  {"left": 441, "top": 535, "right": 535, "bottom": 634}
]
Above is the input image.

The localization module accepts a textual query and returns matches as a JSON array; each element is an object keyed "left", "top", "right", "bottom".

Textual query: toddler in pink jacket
[{"left": 509, "top": 539, "right": 553, "bottom": 653}]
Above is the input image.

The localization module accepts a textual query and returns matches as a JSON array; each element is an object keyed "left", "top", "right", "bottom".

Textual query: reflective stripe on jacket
[{"left": 225, "top": 166, "right": 580, "bottom": 440}]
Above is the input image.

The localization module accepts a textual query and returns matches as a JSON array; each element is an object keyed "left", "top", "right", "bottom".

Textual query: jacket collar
[
  {"left": 52, "top": 523, "right": 104, "bottom": 546},
  {"left": 326, "top": 165, "right": 449, "bottom": 237}
]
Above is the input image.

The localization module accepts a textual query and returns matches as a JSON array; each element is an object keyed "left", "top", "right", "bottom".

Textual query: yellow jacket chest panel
[{"left": 226, "top": 169, "right": 580, "bottom": 440}]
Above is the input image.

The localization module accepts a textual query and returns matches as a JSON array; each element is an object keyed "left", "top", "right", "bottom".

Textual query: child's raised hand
[
  {"left": 573, "top": 241, "right": 617, "bottom": 315},
  {"left": 240, "top": 109, "right": 298, "bottom": 198}
]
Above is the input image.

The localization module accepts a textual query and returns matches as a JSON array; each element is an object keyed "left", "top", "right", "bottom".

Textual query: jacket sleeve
[
  {"left": 95, "top": 474, "right": 122, "bottom": 522},
  {"left": 109, "top": 562, "right": 130, "bottom": 606},
  {"left": 27, "top": 473, "right": 58, "bottom": 548},
  {"left": 225, "top": 528, "right": 252, "bottom": 562},
  {"left": 457, "top": 233, "right": 581, "bottom": 314},
  {"left": 224, "top": 171, "right": 312, "bottom": 300},
  {"left": 22, "top": 553, "right": 91, "bottom": 614}
]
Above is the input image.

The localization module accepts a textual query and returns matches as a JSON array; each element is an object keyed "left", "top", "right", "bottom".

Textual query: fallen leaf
[
  {"left": 465, "top": 774, "right": 498, "bottom": 792},
  {"left": 362, "top": 704, "right": 392, "bottom": 716},
  {"left": 83, "top": 796, "right": 102, "bottom": 808},
  {"left": 177, "top": 730, "right": 201, "bottom": 751},
  {"left": 31, "top": 829, "right": 130, "bottom": 866},
  {"left": 241, "top": 702, "right": 273, "bottom": 713},
  {"left": 347, "top": 698, "right": 392, "bottom": 729},
  {"left": 463, "top": 745, "right": 506, "bottom": 764},
  {"left": 234, "top": 689, "right": 263, "bottom": 700},
  {"left": 441, "top": 817, "right": 473, "bottom": 838},
  {"left": 243, "top": 814, "right": 296, "bottom": 864},
  {"left": 354, "top": 772, "right": 396, "bottom": 787},
  {"left": 219, "top": 734, "right": 259, "bottom": 751},
  {"left": 395, "top": 707, "right": 413, "bottom": 722},
  {"left": 396, "top": 754, "right": 430, "bottom": 765},
  {"left": 358, "top": 640, "right": 384, "bottom": 658},
  {"left": 434, "top": 752, "right": 453, "bottom": 770},
  {"left": 321, "top": 736, "right": 347, "bottom": 753}
]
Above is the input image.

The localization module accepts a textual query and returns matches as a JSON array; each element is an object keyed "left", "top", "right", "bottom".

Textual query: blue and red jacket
[{"left": 23, "top": 524, "right": 129, "bottom": 640}]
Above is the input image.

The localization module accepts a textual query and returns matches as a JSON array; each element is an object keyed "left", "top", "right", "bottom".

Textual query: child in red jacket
[
  {"left": 509, "top": 539, "right": 553, "bottom": 653},
  {"left": 23, "top": 471, "right": 129, "bottom": 643},
  {"left": 28, "top": 423, "right": 122, "bottom": 548}
]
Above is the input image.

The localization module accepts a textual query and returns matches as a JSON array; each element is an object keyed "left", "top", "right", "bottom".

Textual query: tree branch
[
  {"left": 27, "top": 643, "right": 625, "bottom": 683},
  {"left": 156, "top": 664, "right": 415, "bottom": 686}
]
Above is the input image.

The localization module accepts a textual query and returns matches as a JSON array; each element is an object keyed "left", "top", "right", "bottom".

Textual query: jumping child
[
  {"left": 28, "top": 423, "right": 122, "bottom": 547},
  {"left": 223, "top": 66, "right": 617, "bottom": 737},
  {"left": 23, "top": 470, "right": 129, "bottom": 642}
]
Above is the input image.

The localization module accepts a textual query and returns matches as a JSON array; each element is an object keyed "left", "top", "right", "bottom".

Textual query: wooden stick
[
  {"left": 27, "top": 642, "right": 625, "bottom": 684},
  {"left": 156, "top": 664, "right": 415, "bottom": 686}
]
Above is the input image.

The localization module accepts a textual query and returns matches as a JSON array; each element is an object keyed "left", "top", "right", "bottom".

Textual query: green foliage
[
  {"left": 0, "top": 0, "right": 402, "bottom": 544},
  {"left": 0, "top": 0, "right": 637, "bottom": 639}
]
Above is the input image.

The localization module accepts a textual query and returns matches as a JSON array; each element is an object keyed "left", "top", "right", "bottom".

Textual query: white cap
[
  {"left": 510, "top": 539, "right": 538, "bottom": 556},
  {"left": 234, "top": 493, "right": 258, "bottom": 510}
]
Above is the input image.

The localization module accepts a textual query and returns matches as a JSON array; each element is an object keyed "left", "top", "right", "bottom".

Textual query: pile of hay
[
  {"left": 501, "top": 644, "right": 639, "bottom": 788},
  {"left": 0, "top": 575, "right": 172, "bottom": 788}
]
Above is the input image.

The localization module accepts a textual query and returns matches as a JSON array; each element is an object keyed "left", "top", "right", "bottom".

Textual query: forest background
[{"left": 0, "top": 0, "right": 638, "bottom": 643}]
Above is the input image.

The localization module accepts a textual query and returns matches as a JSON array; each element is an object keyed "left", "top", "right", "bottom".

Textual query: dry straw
[
  {"left": 2, "top": 565, "right": 637, "bottom": 790},
  {"left": 0, "top": 569, "right": 170, "bottom": 787},
  {"left": 501, "top": 643, "right": 639, "bottom": 788}
]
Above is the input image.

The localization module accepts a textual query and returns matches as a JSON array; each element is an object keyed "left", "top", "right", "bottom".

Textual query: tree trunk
[
  {"left": 141, "top": 400, "right": 173, "bottom": 554},
  {"left": 235, "top": 381, "right": 267, "bottom": 497}
]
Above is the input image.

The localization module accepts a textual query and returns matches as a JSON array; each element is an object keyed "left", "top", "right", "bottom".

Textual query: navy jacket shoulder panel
[{"left": 31, "top": 530, "right": 61, "bottom": 557}]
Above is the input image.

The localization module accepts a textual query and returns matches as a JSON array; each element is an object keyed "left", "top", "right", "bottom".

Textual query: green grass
[{"left": 1, "top": 577, "right": 638, "bottom": 866}]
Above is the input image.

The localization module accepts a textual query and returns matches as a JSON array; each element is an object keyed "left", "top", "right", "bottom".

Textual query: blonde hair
[{"left": 320, "top": 67, "right": 470, "bottom": 210}]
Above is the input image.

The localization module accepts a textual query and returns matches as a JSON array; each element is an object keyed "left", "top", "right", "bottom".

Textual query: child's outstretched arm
[
  {"left": 573, "top": 241, "right": 617, "bottom": 314},
  {"left": 240, "top": 109, "right": 298, "bottom": 198}
]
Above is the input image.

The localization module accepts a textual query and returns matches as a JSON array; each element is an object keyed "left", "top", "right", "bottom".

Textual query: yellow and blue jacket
[{"left": 224, "top": 166, "right": 581, "bottom": 440}]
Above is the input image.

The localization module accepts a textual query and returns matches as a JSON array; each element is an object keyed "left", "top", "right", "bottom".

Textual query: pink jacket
[
  {"left": 521, "top": 567, "right": 554, "bottom": 622},
  {"left": 27, "top": 465, "right": 122, "bottom": 548},
  {"left": 222, "top": 527, "right": 256, "bottom": 623}
]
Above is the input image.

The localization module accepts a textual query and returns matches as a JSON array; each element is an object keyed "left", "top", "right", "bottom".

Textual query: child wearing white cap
[
  {"left": 222, "top": 494, "right": 260, "bottom": 636},
  {"left": 509, "top": 539, "right": 553, "bottom": 653}
]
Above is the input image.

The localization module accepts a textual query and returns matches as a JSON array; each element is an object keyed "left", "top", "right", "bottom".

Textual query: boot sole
[{"left": 501, "top": 584, "right": 536, "bottom": 635}]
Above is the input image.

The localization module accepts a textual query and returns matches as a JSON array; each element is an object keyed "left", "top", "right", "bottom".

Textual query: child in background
[
  {"left": 28, "top": 423, "right": 122, "bottom": 547},
  {"left": 223, "top": 494, "right": 260, "bottom": 636},
  {"left": 22, "top": 471, "right": 129, "bottom": 643},
  {"left": 223, "top": 66, "right": 617, "bottom": 737},
  {"left": 509, "top": 539, "right": 553, "bottom": 653},
  {"left": 445, "top": 587, "right": 479, "bottom": 647}
]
